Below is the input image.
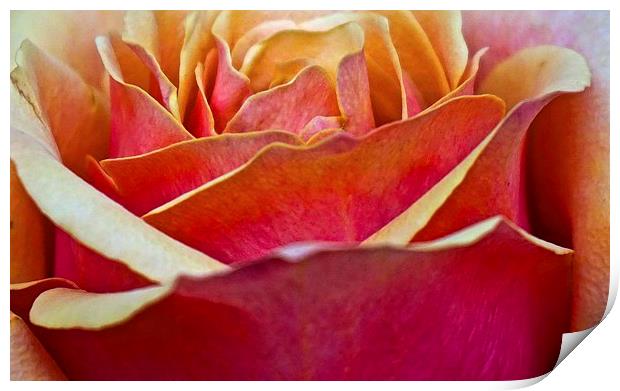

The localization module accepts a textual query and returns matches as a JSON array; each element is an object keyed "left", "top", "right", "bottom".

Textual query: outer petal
[
  {"left": 15, "top": 218, "right": 572, "bottom": 380},
  {"left": 10, "top": 84, "right": 227, "bottom": 287},
  {"left": 96, "top": 131, "right": 303, "bottom": 215},
  {"left": 463, "top": 11, "right": 609, "bottom": 330},
  {"left": 10, "top": 279, "right": 74, "bottom": 380},
  {"left": 143, "top": 96, "right": 504, "bottom": 263},
  {"left": 10, "top": 162, "right": 51, "bottom": 283},
  {"left": 225, "top": 66, "right": 340, "bottom": 134},
  {"left": 10, "top": 10, "right": 123, "bottom": 88}
]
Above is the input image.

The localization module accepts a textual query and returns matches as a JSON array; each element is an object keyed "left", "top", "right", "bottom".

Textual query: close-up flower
[{"left": 9, "top": 10, "right": 609, "bottom": 381}]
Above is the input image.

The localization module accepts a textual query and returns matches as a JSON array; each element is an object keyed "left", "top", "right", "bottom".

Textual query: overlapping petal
[
  {"left": 10, "top": 83, "right": 227, "bottom": 288},
  {"left": 462, "top": 10, "right": 610, "bottom": 331},
  {"left": 95, "top": 131, "right": 303, "bottom": 215},
  {"left": 11, "top": 218, "right": 572, "bottom": 380},
  {"left": 143, "top": 95, "right": 504, "bottom": 263}
]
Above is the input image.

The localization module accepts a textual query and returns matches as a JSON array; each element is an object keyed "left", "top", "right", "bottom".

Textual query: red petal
[
  {"left": 54, "top": 228, "right": 154, "bottom": 293},
  {"left": 96, "top": 36, "right": 193, "bottom": 158},
  {"left": 209, "top": 37, "right": 252, "bottom": 131},
  {"left": 143, "top": 96, "right": 504, "bottom": 263},
  {"left": 20, "top": 218, "right": 572, "bottom": 380},
  {"left": 414, "top": 46, "right": 590, "bottom": 242},
  {"left": 99, "top": 131, "right": 303, "bottom": 215},
  {"left": 463, "top": 11, "right": 610, "bottom": 330},
  {"left": 336, "top": 51, "right": 375, "bottom": 135}
]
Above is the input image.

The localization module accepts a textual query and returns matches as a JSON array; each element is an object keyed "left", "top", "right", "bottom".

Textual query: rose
[{"left": 9, "top": 10, "right": 608, "bottom": 380}]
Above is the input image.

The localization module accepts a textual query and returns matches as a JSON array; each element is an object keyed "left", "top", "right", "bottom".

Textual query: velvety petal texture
[
  {"left": 11, "top": 218, "right": 572, "bottom": 380},
  {"left": 143, "top": 96, "right": 504, "bottom": 263},
  {"left": 10, "top": 10, "right": 607, "bottom": 381},
  {"left": 463, "top": 11, "right": 609, "bottom": 330}
]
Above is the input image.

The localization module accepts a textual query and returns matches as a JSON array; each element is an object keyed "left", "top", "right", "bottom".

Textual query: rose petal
[
  {"left": 431, "top": 47, "right": 487, "bottom": 107},
  {"left": 413, "top": 47, "right": 590, "bottom": 241},
  {"left": 11, "top": 278, "right": 78, "bottom": 322},
  {"left": 177, "top": 11, "right": 219, "bottom": 120},
  {"left": 231, "top": 19, "right": 298, "bottom": 69},
  {"left": 143, "top": 95, "right": 504, "bottom": 263},
  {"left": 209, "top": 37, "right": 252, "bottom": 131},
  {"left": 10, "top": 10, "right": 123, "bottom": 88},
  {"left": 12, "top": 40, "right": 110, "bottom": 178},
  {"left": 184, "top": 62, "right": 217, "bottom": 137},
  {"left": 96, "top": 36, "right": 193, "bottom": 158},
  {"left": 336, "top": 51, "right": 375, "bottom": 135},
  {"left": 10, "top": 313, "right": 66, "bottom": 380},
  {"left": 225, "top": 66, "right": 340, "bottom": 134},
  {"left": 10, "top": 88, "right": 227, "bottom": 285},
  {"left": 411, "top": 11, "right": 468, "bottom": 89},
  {"left": 300, "top": 116, "right": 343, "bottom": 141},
  {"left": 123, "top": 40, "right": 181, "bottom": 118},
  {"left": 241, "top": 22, "right": 364, "bottom": 92},
  {"left": 10, "top": 162, "right": 52, "bottom": 283},
  {"left": 97, "top": 131, "right": 303, "bottom": 215},
  {"left": 122, "top": 10, "right": 189, "bottom": 84},
  {"left": 373, "top": 11, "right": 449, "bottom": 107},
  {"left": 21, "top": 217, "right": 571, "bottom": 380},
  {"left": 212, "top": 10, "right": 328, "bottom": 50},
  {"left": 462, "top": 11, "right": 610, "bottom": 330},
  {"left": 300, "top": 13, "right": 406, "bottom": 124}
]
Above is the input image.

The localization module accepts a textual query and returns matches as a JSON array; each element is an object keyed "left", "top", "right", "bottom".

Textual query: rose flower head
[{"left": 10, "top": 10, "right": 609, "bottom": 380}]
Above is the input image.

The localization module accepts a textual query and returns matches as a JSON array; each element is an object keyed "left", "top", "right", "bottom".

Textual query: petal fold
[
  {"left": 19, "top": 218, "right": 571, "bottom": 380},
  {"left": 143, "top": 96, "right": 504, "bottom": 263}
]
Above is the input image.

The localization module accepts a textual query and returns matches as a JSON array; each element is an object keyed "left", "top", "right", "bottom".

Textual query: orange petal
[
  {"left": 12, "top": 40, "right": 110, "bottom": 178},
  {"left": 375, "top": 10, "right": 449, "bottom": 107},
  {"left": 98, "top": 131, "right": 303, "bottom": 215},
  {"left": 431, "top": 47, "right": 487, "bottom": 108},
  {"left": 412, "top": 11, "right": 468, "bottom": 89},
  {"left": 153, "top": 11, "right": 189, "bottom": 86},
  {"left": 123, "top": 40, "right": 181, "bottom": 118},
  {"left": 10, "top": 162, "right": 52, "bottom": 283},
  {"left": 240, "top": 22, "right": 364, "bottom": 92},
  {"left": 231, "top": 19, "right": 298, "bottom": 69},
  {"left": 15, "top": 218, "right": 572, "bottom": 380},
  {"left": 143, "top": 95, "right": 504, "bottom": 264},
  {"left": 10, "top": 10, "right": 123, "bottom": 88},
  {"left": 300, "top": 13, "right": 406, "bottom": 124},
  {"left": 225, "top": 66, "right": 340, "bottom": 134}
]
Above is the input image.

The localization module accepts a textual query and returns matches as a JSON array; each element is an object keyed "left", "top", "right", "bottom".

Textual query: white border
[{"left": 3, "top": 1, "right": 617, "bottom": 390}]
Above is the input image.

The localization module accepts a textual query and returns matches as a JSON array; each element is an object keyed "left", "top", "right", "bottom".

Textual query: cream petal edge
[
  {"left": 10, "top": 88, "right": 228, "bottom": 283},
  {"left": 364, "top": 45, "right": 591, "bottom": 246},
  {"left": 29, "top": 214, "right": 571, "bottom": 331}
]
